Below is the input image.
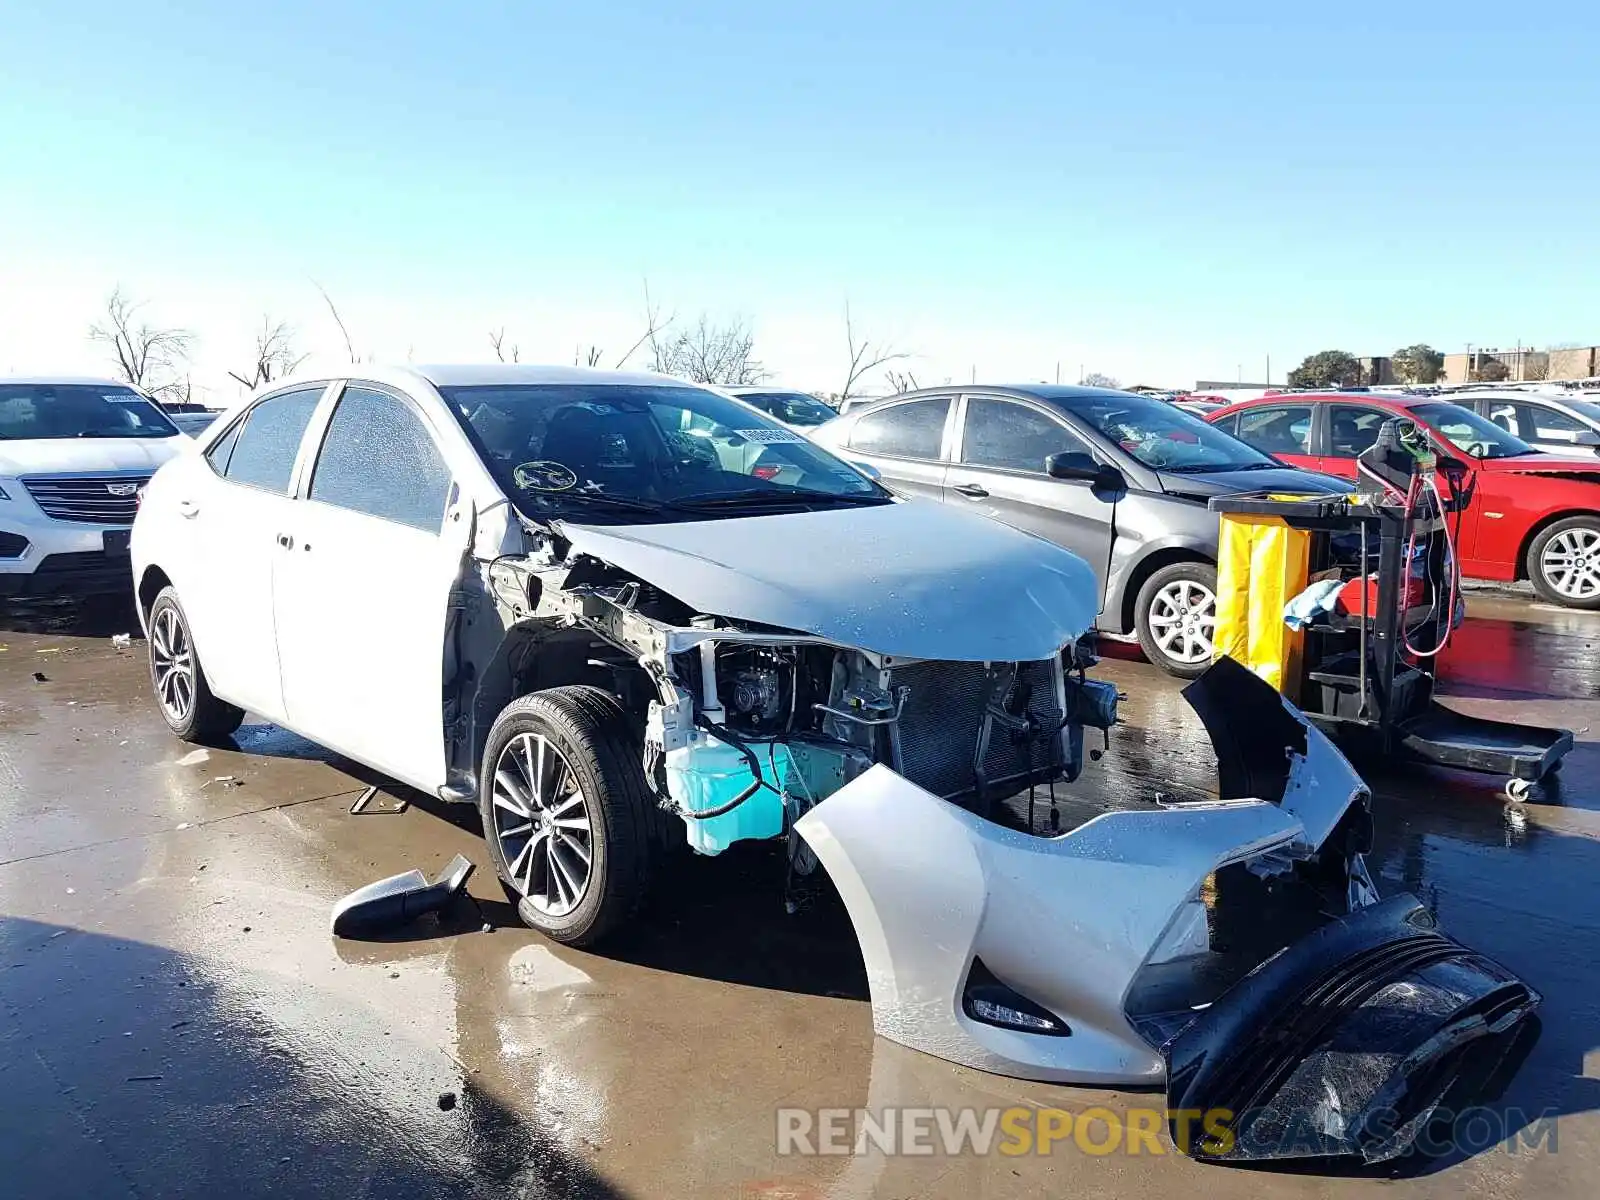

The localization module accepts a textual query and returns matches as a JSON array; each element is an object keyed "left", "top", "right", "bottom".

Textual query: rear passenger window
[
  {"left": 1235, "top": 406, "right": 1313, "bottom": 456},
  {"left": 848, "top": 398, "right": 951, "bottom": 460},
  {"left": 310, "top": 387, "right": 452, "bottom": 533},
  {"left": 221, "top": 388, "right": 323, "bottom": 494}
]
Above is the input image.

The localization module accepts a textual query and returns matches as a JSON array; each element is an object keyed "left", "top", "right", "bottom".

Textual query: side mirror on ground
[{"left": 1046, "top": 452, "right": 1124, "bottom": 493}]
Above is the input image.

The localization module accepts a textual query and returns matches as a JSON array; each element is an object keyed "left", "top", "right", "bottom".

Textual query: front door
[
  {"left": 946, "top": 395, "right": 1116, "bottom": 598},
  {"left": 181, "top": 386, "right": 328, "bottom": 723},
  {"left": 272, "top": 384, "right": 470, "bottom": 793}
]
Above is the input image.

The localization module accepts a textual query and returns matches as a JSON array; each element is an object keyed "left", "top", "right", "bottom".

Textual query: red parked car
[{"left": 1206, "top": 392, "right": 1600, "bottom": 609}]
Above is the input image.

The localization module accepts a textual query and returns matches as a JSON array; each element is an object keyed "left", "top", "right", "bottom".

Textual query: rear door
[
  {"left": 1227, "top": 404, "right": 1319, "bottom": 471},
  {"left": 838, "top": 397, "right": 953, "bottom": 501},
  {"left": 271, "top": 383, "right": 472, "bottom": 792},
  {"left": 179, "top": 385, "right": 330, "bottom": 722},
  {"left": 946, "top": 395, "right": 1116, "bottom": 597}
]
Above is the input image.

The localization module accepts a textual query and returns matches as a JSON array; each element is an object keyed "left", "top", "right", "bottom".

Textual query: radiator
[{"left": 890, "top": 659, "right": 1064, "bottom": 800}]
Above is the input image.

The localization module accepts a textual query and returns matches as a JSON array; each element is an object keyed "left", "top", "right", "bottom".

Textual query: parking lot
[{"left": 0, "top": 589, "right": 1595, "bottom": 1199}]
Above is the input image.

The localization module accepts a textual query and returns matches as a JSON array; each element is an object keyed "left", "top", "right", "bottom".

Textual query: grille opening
[{"left": 22, "top": 474, "right": 151, "bottom": 525}]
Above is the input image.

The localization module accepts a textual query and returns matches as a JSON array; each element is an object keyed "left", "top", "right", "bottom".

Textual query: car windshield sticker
[
  {"left": 513, "top": 461, "right": 579, "bottom": 492},
  {"left": 105, "top": 394, "right": 144, "bottom": 403},
  {"left": 734, "top": 428, "right": 806, "bottom": 444}
]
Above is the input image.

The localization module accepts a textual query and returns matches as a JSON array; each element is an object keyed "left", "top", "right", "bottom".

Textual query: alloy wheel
[
  {"left": 491, "top": 733, "right": 594, "bottom": 918},
  {"left": 1540, "top": 527, "right": 1600, "bottom": 600},
  {"left": 1148, "top": 578, "right": 1217, "bottom": 666},
  {"left": 151, "top": 606, "right": 196, "bottom": 723}
]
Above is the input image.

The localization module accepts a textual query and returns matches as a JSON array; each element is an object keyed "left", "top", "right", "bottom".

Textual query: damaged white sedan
[{"left": 131, "top": 365, "right": 1539, "bottom": 1163}]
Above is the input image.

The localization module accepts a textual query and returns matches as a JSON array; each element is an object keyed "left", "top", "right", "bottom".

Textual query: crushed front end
[{"left": 481, "top": 528, "right": 1539, "bottom": 1166}]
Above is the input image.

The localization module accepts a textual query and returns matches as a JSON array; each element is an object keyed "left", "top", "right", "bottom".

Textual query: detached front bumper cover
[{"left": 795, "top": 657, "right": 1541, "bottom": 1163}]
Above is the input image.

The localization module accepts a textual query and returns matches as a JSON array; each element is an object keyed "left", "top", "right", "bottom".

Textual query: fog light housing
[{"left": 962, "top": 960, "right": 1071, "bottom": 1035}]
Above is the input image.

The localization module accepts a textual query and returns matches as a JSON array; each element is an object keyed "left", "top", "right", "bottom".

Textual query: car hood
[
  {"left": 559, "top": 499, "right": 1098, "bottom": 661},
  {"left": 0, "top": 437, "right": 185, "bottom": 477},
  {"left": 1477, "top": 453, "right": 1600, "bottom": 475},
  {"left": 1154, "top": 465, "right": 1350, "bottom": 499}
]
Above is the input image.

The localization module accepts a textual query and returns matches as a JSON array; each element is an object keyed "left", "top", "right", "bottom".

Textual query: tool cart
[{"left": 1209, "top": 422, "right": 1573, "bottom": 799}]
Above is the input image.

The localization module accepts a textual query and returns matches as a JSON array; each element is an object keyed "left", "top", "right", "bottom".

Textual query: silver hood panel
[{"left": 560, "top": 500, "right": 1097, "bottom": 661}]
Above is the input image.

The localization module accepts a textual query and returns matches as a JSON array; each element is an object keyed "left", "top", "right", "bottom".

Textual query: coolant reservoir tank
[{"left": 666, "top": 732, "right": 790, "bottom": 855}]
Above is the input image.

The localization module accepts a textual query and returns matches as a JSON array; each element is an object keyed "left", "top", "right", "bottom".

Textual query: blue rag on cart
[{"left": 1283, "top": 577, "right": 1347, "bottom": 631}]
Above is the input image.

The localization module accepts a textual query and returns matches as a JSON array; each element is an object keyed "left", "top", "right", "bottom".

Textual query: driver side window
[
  {"left": 1328, "top": 406, "right": 1388, "bottom": 458},
  {"left": 961, "top": 398, "right": 1080, "bottom": 473}
]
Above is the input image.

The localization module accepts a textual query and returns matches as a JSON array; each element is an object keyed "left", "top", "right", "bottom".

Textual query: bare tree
[
  {"left": 840, "top": 302, "right": 906, "bottom": 403},
  {"left": 1082, "top": 371, "right": 1120, "bottom": 389},
  {"left": 489, "top": 328, "right": 521, "bottom": 363},
  {"left": 314, "top": 282, "right": 359, "bottom": 363},
  {"left": 611, "top": 278, "right": 674, "bottom": 371},
  {"left": 88, "top": 287, "right": 193, "bottom": 391},
  {"left": 575, "top": 345, "right": 604, "bottom": 367},
  {"left": 153, "top": 374, "right": 198, "bottom": 408},
  {"left": 652, "top": 314, "right": 766, "bottom": 385},
  {"left": 228, "top": 317, "right": 307, "bottom": 391},
  {"left": 885, "top": 369, "right": 921, "bottom": 394}
]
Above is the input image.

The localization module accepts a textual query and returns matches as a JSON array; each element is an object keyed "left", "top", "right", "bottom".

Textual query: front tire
[
  {"left": 1134, "top": 561, "right": 1219, "bottom": 679},
  {"left": 479, "top": 686, "right": 657, "bottom": 947},
  {"left": 147, "top": 586, "right": 245, "bottom": 742},
  {"left": 1528, "top": 516, "right": 1600, "bottom": 609}
]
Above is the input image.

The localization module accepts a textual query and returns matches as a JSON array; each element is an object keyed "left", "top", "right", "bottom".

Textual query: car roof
[
  {"left": 724, "top": 386, "right": 814, "bottom": 395},
  {"left": 411, "top": 363, "right": 689, "bottom": 389},
  {"left": 865, "top": 383, "right": 1132, "bottom": 407},
  {"left": 0, "top": 374, "right": 144, "bottom": 388},
  {"left": 1216, "top": 390, "right": 1429, "bottom": 411}
]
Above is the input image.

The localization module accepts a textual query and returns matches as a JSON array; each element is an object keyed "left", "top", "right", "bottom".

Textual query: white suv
[{"left": 1, "top": 376, "right": 186, "bottom": 599}]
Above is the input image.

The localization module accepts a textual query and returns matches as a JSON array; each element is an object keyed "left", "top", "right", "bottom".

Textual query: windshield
[
  {"left": 440, "top": 383, "right": 888, "bottom": 521},
  {"left": 1412, "top": 402, "right": 1535, "bottom": 459},
  {"left": 0, "top": 383, "right": 180, "bottom": 440},
  {"left": 1068, "top": 393, "right": 1277, "bottom": 471},
  {"left": 740, "top": 391, "right": 837, "bottom": 426}
]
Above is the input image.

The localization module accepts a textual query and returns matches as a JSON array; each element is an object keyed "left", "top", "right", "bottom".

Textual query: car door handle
[
  {"left": 951, "top": 482, "right": 989, "bottom": 499},
  {"left": 276, "top": 533, "right": 295, "bottom": 550},
  {"left": 177, "top": 499, "right": 200, "bottom": 518}
]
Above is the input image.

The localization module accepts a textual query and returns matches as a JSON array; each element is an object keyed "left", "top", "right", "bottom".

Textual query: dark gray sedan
[{"left": 810, "top": 385, "right": 1349, "bottom": 676}]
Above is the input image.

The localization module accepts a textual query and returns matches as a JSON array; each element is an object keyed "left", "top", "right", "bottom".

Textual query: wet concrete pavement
[{"left": 2, "top": 593, "right": 1599, "bottom": 1198}]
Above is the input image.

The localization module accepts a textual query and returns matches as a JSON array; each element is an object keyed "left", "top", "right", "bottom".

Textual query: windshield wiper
[
  {"left": 1159, "top": 461, "right": 1283, "bottom": 473},
  {"left": 672, "top": 489, "right": 888, "bottom": 509},
  {"left": 534, "top": 491, "right": 680, "bottom": 515}
]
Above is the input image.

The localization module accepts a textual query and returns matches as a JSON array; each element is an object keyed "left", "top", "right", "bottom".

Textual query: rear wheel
[
  {"left": 478, "top": 686, "right": 656, "bottom": 947},
  {"left": 1528, "top": 516, "right": 1600, "bottom": 609},
  {"left": 1134, "top": 562, "right": 1218, "bottom": 678},
  {"left": 146, "top": 587, "right": 245, "bottom": 742}
]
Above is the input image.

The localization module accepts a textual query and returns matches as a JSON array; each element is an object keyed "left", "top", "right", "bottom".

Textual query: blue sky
[{"left": 1, "top": 1, "right": 1594, "bottom": 395}]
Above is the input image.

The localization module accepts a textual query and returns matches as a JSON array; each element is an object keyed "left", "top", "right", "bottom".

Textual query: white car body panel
[{"left": 274, "top": 493, "right": 473, "bottom": 791}]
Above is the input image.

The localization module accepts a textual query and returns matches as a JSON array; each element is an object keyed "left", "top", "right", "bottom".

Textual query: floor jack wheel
[{"left": 1505, "top": 777, "right": 1534, "bottom": 803}]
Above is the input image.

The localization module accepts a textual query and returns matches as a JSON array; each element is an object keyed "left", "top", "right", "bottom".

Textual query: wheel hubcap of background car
[
  {"left": 491, "top": 733, "right": 593, "bottom": 918},
  {"left": 1149, "top": 580, "right": 1217, "bottom": 664},
  {"left": 150, "top": 607, "right": 195, "bottom": 722},
  {"left": 1541, "top": 528, "right": 1600, "bottom": 599}
]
